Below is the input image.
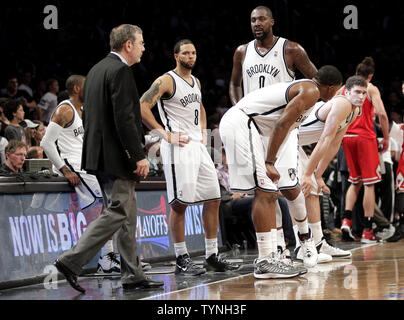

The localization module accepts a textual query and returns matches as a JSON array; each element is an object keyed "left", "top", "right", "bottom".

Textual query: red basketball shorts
[{"left": 343, "top": 136, "right": 381, "bottom": 185}]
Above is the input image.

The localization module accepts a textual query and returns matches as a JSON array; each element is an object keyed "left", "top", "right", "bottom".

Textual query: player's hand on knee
[
  {"left": 266, "top": 164, "right": 280, "bottom": 184},
  {"left": 316, "top": 176, "right": 330, "bottom": 195},
  {"left": 134, "top": 158, "right": 150, "bottom": 179},
  {"left": 301, "top": 174, "right": 315, "bottom": 197}
]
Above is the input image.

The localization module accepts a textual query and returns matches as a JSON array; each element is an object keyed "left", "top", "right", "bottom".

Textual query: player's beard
[
  {"left": 254, "top": 29, "right": 270, "bottom": 41},
  {"left": 179, "top": 59, "right": 194, "bottom": 70}
]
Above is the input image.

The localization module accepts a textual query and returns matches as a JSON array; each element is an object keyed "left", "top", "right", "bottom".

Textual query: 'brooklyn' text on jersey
[{"left": 245, "top": 64, "right": 280, "bottom": 78}]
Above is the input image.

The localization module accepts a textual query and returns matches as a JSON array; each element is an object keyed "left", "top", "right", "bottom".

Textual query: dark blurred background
[{"left": 0, "top": 0, "right": 403, "bottom": 119}]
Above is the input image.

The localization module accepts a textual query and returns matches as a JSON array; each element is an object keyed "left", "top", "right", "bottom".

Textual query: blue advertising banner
[
  {"left": 135, "top": 191, "right": 222, "bottom": 260},
  {"left": 0, "top": 189, "right": 222, "bottom": 283}
]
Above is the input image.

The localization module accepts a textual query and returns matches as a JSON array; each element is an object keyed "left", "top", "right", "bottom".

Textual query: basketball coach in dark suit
[{"left": 54, "top": 24, "right": 163, "bottom": 293}]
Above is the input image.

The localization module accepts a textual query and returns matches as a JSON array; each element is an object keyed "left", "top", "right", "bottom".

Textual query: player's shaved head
[{"left": 252, "top": 6, "right": 273, "bottom": 18}]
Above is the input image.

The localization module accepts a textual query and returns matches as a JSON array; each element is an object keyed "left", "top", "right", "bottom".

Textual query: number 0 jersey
[
  {"left": 157, "top": 70, "right": 202, "bottom": 142},
  {"left": 242, "top": 37, "right": 295, "bottom": 95}
]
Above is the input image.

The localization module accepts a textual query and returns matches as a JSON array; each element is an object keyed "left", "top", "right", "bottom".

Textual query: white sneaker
[
  {"left": 375, "top": 225, "right": 395, "bottom": 240},
  {"left": 295, "top": 246, "right": 331, "bottom": 264},
  {"left": 97, "top": 252, "right": 121, "bottom": 274},
  {"left": 297, "top": 230, "right": 318, "bottom": 268},
  {"left": 316, "top": 238, "right": 352, "bottom": 258}
]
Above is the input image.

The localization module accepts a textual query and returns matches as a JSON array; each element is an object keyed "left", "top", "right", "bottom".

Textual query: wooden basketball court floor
[{"left": 1, "top": 239, "right": 404, "bottom": 300}]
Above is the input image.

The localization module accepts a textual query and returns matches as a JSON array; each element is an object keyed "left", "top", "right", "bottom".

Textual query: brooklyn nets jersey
[
  {"left": 53, "top": 99, "right": 84, "bottom": 169},
  {"left": 157, "top": 71, "right": 202, "bottom": 142},
  {"left": 242, "top": 37, "right": 295, "bottom": 95},
  {"left": 235, "top": 79, "right": 315, "bottom": 136},
  {"left": 299, "top": 95, "right": 357, "bottom": 146}
]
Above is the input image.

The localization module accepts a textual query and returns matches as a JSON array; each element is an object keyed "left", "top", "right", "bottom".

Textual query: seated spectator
[
  {"left": 0, "top": 75, "right": 40, "bottom": 120},
  {"left": 0, "top": 123, "right": 7, "bottom": 165},
  {"left": 21, "top": 118, "right": 41, "bottom": 147},
  {"left": 38, "top": 79, "right": 59, "bottom": 125},
  {"left": 3, "top": 99, "right": 27, "bottom": 144},
  {"left": 0, "top": 97, "right": 10, "bottom": 136},
  {"left": 30, "top": 120, "right": 46, "bottom": 147},
  {"left": 1, "top": 140, "right": 27, "bottom": 173},
  {"left": 27, "top": 146, "right": 44, "bottom": 159},
  {"left": 18, "top": 71, "right": 34, "bottom": 99}
]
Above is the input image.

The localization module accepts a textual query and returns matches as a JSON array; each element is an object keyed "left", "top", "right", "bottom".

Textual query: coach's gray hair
[{"left": 109, "top": 24, "right": 143, "bottom": 52}]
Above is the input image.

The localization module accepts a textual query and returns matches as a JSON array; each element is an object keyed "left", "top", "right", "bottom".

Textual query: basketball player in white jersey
[
  {"left": 229, "top": 5, "right": 318, "bottom": 104},
  {"left": 220, "top": 66, "right": 343, "bottom": 278},
  {"left": 140, "top": 39, "right": 239, "bottom": 276},
  {"left": 229, "top": 5, "right": 326, "bottom": 263},
  {"left": 40, "top": 75, "right": 120, "bottom": 275},
  {"left": 294, "top": 75, "right": 368, "bottom": 262}
]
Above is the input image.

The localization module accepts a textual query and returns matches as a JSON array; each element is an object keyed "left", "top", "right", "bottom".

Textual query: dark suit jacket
[{"left": 82, "top": 53, "right": 145, "bottom": 181}]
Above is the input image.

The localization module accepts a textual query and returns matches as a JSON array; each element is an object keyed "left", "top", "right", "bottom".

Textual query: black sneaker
[
  {"left": 204, "top": 253, "right": 240, "bottom": 272},
  {"left": 175, "top": 254, "right": 206, "bottom": 276},
  {"left": 386, "top": 227, "right": 402, "bottom": 242}
]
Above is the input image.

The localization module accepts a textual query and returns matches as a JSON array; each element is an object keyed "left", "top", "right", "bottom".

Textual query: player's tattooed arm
[
  {"left": 140, "top": 74, "right": 174, "bottom": 108},
  {"left": 140, "top": 79, "right": 163, "bottom": 107}
]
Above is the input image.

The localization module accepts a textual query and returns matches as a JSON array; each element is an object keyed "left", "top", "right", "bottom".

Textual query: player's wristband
[{"left": 265, "top": 160, "right": 276, "bottom": 165}]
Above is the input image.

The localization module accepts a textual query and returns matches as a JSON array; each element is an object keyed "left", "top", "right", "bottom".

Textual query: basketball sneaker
[
  {"left": 254, "top": 252, "right": 301, "bottom": 279},
  {"left": 375, "top": 225, "right": 395, "bottom": 240},
  {"left": 97, "top": 252, "right": 121, "bottom": 274},
  {"left": 204, "top": 253, "right": 240, "bottom": 271},
  {"left": 361, "top": 229, "right": 380, "bottom": 243},
  {"left": 297, "top": 229, "right": 318, "bottom": 267},
  {"left": 316, "top": 237, "right": 352, "bottom": 258},
  {"left": 341, "top": 218, "right": 355, "bottom": 241},
  {"left": 278, "top": 247, "right": 307, "bottom": 275},
  {"left": 175, "top": 254, "right": 206, "bottom": 276},
  {"left": 295, "top": 245, "right": 331, "bottom": 264},
  {"left": 141, "top": 261, "right": 152, "bottom": 271}
]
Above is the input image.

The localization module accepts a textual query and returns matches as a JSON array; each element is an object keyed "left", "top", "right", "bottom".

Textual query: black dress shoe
[
  {"left": 122, "top": 278, "right": 164, "bottom": 290},
  {"left": 54, "top": 259, "right": 86, "bottom": 294}
]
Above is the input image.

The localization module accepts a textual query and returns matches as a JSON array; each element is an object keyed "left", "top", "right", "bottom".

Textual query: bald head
[{"left": 252, "top": 6, "right": 273, "bottom": 18}]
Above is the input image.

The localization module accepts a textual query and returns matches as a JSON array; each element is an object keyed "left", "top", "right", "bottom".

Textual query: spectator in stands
[
  {"left": 21, "top": 119, "right": 40, "bottom": 148},
  {"left": 26, "top": 146, "right": 44, "bottom": 159},
  {"left": 3, "top": 99, "right": 27, "bottom": 144},
  {"left": 31, "top": 120, "right": 46, "bottom": 147},
  {"left": 0, "top": 75, "right": 40, "bottom": 119},
  {"left": 0, "top": 122, "right": 7, "bottom": 165},
  {"left": 1, "top": 140, "right": 27, "bottom": 173},
  {"left": 0, "top": 98, "right": 10, "bottom": 137},
  {"left": 38, "top": 79, "right": 59, "bottom": 125},
  {"left": 18, "top": 71, "right": 34, "bottom": 99}
]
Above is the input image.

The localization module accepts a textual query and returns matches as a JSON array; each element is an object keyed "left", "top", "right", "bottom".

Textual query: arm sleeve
[{"left": 40, "top": 121, "right": 65, "bottom": 170}]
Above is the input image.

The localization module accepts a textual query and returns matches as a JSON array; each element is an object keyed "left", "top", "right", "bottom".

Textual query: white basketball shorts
[
  {"left": 58, "top": 159, "right": 103, "bottom": 209},
  {"left": 160, "top": 139, "right": 220, "bottom": 204},
  {"left": 261, "top": 128, "right": 300, "bottom": 190},
  {"left": 219, "top": 107, "right": 277, "bottom": 193}
]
